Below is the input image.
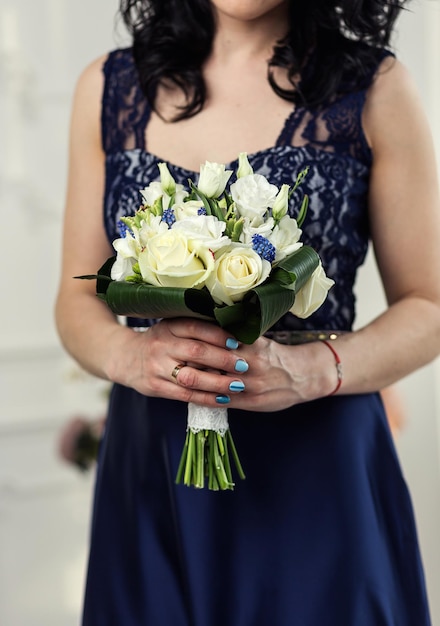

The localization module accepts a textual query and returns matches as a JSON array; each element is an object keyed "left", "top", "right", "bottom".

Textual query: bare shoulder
[
  {"left": 72, "top": 54, "right": 109, "bottom": 112},
  {"left": 77, "top": 54, "right": 109, "bottom": 89},
  {"left": 68, "top": 54, "right": 110, "bottom": 149},
  {"left": 363, "top": 56, "right": 432, "bottom": 152}
]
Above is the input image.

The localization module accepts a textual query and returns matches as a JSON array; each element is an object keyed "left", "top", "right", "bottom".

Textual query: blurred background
[{"left": 0, "top": 1, "right": 439, "bottom": 624}]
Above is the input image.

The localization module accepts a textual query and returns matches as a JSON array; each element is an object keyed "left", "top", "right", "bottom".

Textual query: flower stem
[
  {"left": 175, "top": 431, "right": 189, "bottom": 484},
  {"left": 184, "top": 431, "right": 195, "bottom": 486},
  {"left": 196, "top": 431, "right": 206, "bottom": 488},
  {"left": 175, "top": 426, "right": 245, "bottom": 490},
  {"left": 227, "top": 430, "right": 246, "bottom": 480}
]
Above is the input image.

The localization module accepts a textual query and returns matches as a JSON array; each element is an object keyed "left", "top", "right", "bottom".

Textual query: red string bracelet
[{"left": 321, "top": 340, "right": 343, "bottom": 396}]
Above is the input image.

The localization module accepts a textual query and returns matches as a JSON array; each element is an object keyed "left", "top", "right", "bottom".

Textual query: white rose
[
  {"left": 197, "top": 161, "right": 233, "bottom": 198},
  {"left": 172, "top": 215, "right": 230, "bottom": 251},
  {"left": 230, "top": 174, "right": 278, "bottom": 226},
  {"left": 206, "top": 246, "right": 272, "bottom": 306},
  {"left": 138, "top": 230, "right": 214, "bottom": 288},
  {"left": 289, "top": 263, "right": 334, "bottom": 318},
  {"left": 111, "top": 234, "right": 141, "bottom": 281},
  {"left": 268, "top": 215, "right": 303, "bottom": 262}
]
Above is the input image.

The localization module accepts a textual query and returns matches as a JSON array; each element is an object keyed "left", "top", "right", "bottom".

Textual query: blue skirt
[{"left": 82, "top": 387, "right": 431, "bottom": 626}]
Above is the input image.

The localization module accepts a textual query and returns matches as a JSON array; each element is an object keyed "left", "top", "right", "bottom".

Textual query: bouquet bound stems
[
  {"left": 79, "top": 153, "right": 334, "bottom": 490},
  {"left": 176, "top": 420, "right": 245, "bottom": 490}
]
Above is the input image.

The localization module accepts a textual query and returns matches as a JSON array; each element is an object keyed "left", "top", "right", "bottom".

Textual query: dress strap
[
  {"left": 275, "top": 107, "right": 306, "bottom": 147},
  {"left": 275, "top": 48, "right": 394, "bottom": 153},
  {"left": 101, "top": 48, "right": 150, "bottom": 154}
]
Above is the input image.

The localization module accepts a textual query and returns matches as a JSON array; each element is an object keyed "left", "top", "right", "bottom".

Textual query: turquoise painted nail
[
  {"left": 226, "top": 337, "right": 239, "bottom": 350},
  {"left": 216, "top": 394, "right": 230, "bottom": 405},
  {"left": 229, "top": 381, "right": 245, "bottom": 392},
  {"left": 234, "top": 359, "right": 249, "bottom": 373}
]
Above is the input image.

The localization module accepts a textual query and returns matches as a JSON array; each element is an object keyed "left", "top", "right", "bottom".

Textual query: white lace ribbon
[{"left": 187, "top": 402, "right": 229, "bottom": 436}]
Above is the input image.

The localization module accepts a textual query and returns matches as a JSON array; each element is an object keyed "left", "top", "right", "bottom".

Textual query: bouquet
[{"left": 81, "top": 153, "right": 334, "bottom": 490}]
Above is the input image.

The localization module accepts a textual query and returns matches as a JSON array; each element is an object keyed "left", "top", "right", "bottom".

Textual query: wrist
[
  {"left": 320, "top": 340, "right": 343, "bottom": 396},
  {"left": 289, "top": 339, "right": 343, "bottom": 401},
  {"left": 103, "top": 324, "right": 146, "bottom": 385}
]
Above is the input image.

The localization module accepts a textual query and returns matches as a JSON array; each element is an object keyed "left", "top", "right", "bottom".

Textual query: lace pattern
[{"left": 187, "top": 403, "right": 229, "bottom": 436}]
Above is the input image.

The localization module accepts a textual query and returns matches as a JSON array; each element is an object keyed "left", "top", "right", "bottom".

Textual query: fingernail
[
  {"left": 234, "top": 359, "right": 249, "bottom": 373},
  {"left": 229, "top": 380, "right": 245, "bottom": 392},
  {"left": 226, "top": 337, "right": 239, "bottom": 350},
  {"left": 215, "top": 394, "right": 230, "bottom": 405}
]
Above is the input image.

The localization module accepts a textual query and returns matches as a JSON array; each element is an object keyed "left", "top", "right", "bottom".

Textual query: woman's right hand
[{"left": 107, "top": 318, "right": 249, "bottom": 407}]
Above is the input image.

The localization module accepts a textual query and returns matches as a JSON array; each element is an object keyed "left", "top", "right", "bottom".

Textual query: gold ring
[{"left": 171, "top": 363, "right": 186, "bottom": 382}]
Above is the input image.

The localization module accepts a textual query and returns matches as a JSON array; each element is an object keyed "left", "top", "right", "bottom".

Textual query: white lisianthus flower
[
  {"left": 158, "top": 162, "right": 176, "bottom": 196},
  {"left": 140, "top": 181, "right": 163, "bottom": 207},
  {"left": 172, "top": 215, "right": 231, "bottom": 251},
  {"left": 268, "top": 215, "right": 303, "bottom": 262},
  {"left": 197, "top": 161, "right": 233, "bottom": 198},
  {"left": 206, "top": 246, "right": 272, "bottom": 306},
  {"left": 272, "top": 184, "right": 290, "bottom": 220},
  {"left": 111, "top": 234, "right": 141, "bottom": 281},
  {"left": 138, "top": 230, "right": 214, "bottom": 289},
  {"left": 140, "top": 181, "right": 186, "bottom": 211},
  {"left": 137, "top": 215, "right": 169, "bottom": 246},
  {"left": 230, "top": 174, "right": 278, "bottom": 226},
  {"left": 173, "top": 200, "right": 205, "bottom": 220},
  {"left": 289, "top": 263, "right": 335, "bottom": 318},
  {"left": 240, "top": 215, "right": 275, "bottom": 245},
  {"left": 172, "top": 186, "right": 187, "bottom": 205},
  {"left": 236, "top": 152, "right": 254, "bottom": 178}
]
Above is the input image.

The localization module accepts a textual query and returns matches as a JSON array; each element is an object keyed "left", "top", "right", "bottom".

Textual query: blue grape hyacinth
[
  {"left": 252, "top": 234, "right": 276, "bottom": 263},
  {"left": 161, "top": 208, "right": 176, "bottom": 227}
]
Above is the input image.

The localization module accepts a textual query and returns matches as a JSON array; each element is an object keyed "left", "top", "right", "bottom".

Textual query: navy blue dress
[{"left": 82, "top": 49, "right": 432, "bottom": 625}]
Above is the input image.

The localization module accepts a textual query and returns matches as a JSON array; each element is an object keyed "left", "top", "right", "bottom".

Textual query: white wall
[
  {"left": 0, "top": 2, "right": 122, "bottom": 624},
  {"left": 0, "top": 1, "right": 439, "bottom": 625}
]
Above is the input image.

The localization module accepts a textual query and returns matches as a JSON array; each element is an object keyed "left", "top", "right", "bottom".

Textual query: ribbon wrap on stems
[{"left": 188, "top": 402, "right": 229, "bottom": 434}]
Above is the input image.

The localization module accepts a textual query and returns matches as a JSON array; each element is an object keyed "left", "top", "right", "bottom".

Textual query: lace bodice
[{"left": 101, "top": 48, "right": 390, "bottom": 331}]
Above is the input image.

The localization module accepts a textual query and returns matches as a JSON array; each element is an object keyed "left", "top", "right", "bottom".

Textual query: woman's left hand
[{"left": 221, "top": 337, "right": 337, "bottom": 412}]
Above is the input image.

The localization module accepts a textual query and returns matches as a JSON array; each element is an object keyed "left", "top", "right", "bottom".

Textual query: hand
[
  {"left": 109, "top": 321, "right": 336, "bottom": 410},
  {"left": 110, "top": 318, "right": 250, "bottom": 407},
  {"left": 220, "top": 337, "right": 331, "bottom": 412}
]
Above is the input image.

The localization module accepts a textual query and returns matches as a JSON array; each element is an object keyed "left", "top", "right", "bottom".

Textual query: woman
[{"left": 56, "top": 1, "right": 440, "bottom": 624}]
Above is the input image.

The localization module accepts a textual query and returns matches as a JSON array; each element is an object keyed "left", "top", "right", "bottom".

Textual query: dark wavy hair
[{"left": 119, "top": 0, "right": 409, "bottom": 120}]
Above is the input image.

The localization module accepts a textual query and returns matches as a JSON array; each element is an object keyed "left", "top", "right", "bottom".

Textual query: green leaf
[
  {"left": 189, "top": 181, "right": 212, "bottom": 215},
  {"left": 104, "top": 281, "right": 216, "bottom": 320},
  {"left": 276, "top": 245, "right": 319, "bottom": 292},
  {"left": 96, "top": 256, "right": 117, "bottom": 297},
  {"left": 213, "top": 246, "right": 320, "bottom": 343},
  {"left": 214, "top": 282, "right": 295, "bottom": 344},
  {"left": 84, "top": 245, "right": 320, "bottom": 343},
  {"left": 296, "top": 194, "right": 309, "bottom": 228},
  {"left": 75, "top": 256, "right": 115, "bottom": 297}
]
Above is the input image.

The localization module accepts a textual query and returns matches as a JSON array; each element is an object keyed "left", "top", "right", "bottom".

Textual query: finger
[
  {"left": 161, "top": 382, "right": 235, "bottom": 408},
  {"left": 164, "top": 337, "right": 249, "bottom": 376},
  {"left": 170, "top": 363, "right": 187, "bottom": 383},
  {"left": 170, "top": 362, "right": 245, "bottom": 395},
  {"left": 166, "top": 318, "right": 240, "bottom": 350}
]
